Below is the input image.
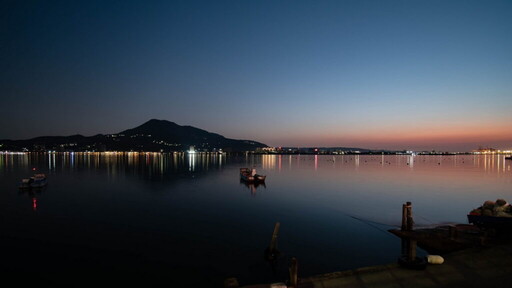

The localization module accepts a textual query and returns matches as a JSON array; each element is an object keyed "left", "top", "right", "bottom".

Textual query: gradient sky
[{"left": 2, "top": 0, "right": 511, "bottom": 151}]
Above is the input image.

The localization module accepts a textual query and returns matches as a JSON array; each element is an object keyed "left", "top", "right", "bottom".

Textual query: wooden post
[
  {"left": 401, "top": 203, "right": 407, "bottom": 231},
  {"left": 401, "top": 238, "right": 407, "bottom": 258},
  {"left": 407, "top": 239, "right": 417, "bottom": 261},
  {"left": 289, "top": 257, "right": 298, "bottom": 288},
  {"left": 406, "top": 201, "right": 413, "bottom": 231},
  {"left": 269, "top": 222, "right": 280, "bottom": 252},
  {"left": 265, "top": 222, "right": 281, "bottom": 261}
]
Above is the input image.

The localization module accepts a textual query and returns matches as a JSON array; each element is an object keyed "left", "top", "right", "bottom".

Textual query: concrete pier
[
  {"left": 297, "top": 243, "right": 512, "bottom": 288},
  {"left": 241, "top": 243, "right": 512, "bottom": 288}
]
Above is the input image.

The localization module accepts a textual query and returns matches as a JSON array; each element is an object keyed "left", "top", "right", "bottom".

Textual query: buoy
[{"left": 426, "top": 255, "right": 444, "bottom": 264}]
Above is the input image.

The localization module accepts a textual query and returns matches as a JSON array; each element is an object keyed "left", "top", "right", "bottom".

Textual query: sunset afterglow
[{"left": 1, "top": 0, "right": 511, "bottom": 152}]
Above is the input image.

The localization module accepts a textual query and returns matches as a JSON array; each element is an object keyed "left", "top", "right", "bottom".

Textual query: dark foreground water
[{"left": 1, "top": 153, "right": 511, "bottom": 286}]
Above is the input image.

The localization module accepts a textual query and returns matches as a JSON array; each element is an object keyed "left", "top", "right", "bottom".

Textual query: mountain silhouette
[{"left": 0, "top": 119, "right": 267, "bottom": 152}]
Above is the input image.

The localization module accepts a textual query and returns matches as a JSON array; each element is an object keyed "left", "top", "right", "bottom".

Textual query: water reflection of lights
[
  {"left": 262, "top": 155, "right": 277, "bottom": 170},
  {"left": 47, "top": 153, "right": 56, "bottom": 170},
  {"left": 408, "top": 155, "right": 414, "bottom": 168},
  {"left": 188, "top": 152, "right": 197, "bottom": 171}
]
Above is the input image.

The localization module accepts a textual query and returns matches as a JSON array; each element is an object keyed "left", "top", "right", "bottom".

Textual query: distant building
[{"left": 473, "top": 147, "right": 497, "bottom": 154}]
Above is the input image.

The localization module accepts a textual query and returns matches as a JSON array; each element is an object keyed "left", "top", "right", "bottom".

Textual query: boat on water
[
  {"left": 240, "top": 168, "right": 266, "bottom": 183},
  {"left": 467, "top": 199, "right": 512, "bottom": 230},
  {"left": 19, "top": 173, "right": 47, "bottom": 189},
  {"left": 505, "top": 156, "right": 512, "bottom": 160}
]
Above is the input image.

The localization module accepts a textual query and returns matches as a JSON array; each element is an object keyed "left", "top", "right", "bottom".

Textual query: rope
[
  {"left": 414, "top": 214, "right": 436, "bottom": 225},
  {"left": 348, "top": 215, "right": 400, "bottom": 237}
]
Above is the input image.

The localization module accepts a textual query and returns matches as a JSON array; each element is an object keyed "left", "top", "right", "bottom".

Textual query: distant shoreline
[{"left": 1, "top": 150, "right": 506, "bottom": 156}]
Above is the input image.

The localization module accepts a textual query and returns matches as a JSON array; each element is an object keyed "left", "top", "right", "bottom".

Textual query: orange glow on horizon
[{"left": 267, "top": 123, "right": 512, "bottom": 151}]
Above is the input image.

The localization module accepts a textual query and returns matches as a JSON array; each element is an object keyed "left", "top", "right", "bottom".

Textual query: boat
[
  {"left": 19, "top": 173, "right": 47, "bottom": 189},
  {"left": 240, "top": 168, "right": 266, "bottom": 183},
  {"left": 467, "top": 199, "right": 512, "bottom": 230},
  {"left": 505, "top": 156, "right": 512, "bottom": 160},
  {"left": 467, "top": 214, "right": 512, "bottom": 230}
]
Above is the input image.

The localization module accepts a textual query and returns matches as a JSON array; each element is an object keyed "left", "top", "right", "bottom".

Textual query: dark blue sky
[{"left": 2, "top": 0, "right": 511, "bottom": 151}]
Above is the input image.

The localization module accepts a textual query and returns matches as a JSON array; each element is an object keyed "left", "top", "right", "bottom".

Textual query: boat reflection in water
[
  {"left": 18, "top": 189, "right": 42, "bottom": 211},
  {"left": 240, "top": 180, "right": 266, "bottom": 196}
]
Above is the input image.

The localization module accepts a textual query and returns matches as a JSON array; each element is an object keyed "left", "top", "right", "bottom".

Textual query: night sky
[{"left": 2, "top": 0, "right": 511, "bottom": 151}]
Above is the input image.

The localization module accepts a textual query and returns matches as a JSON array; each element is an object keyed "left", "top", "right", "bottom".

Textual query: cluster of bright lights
[
  {"left": 473, "top": 150, "right": 512, "bottom": 155},
  {"left": 0, "top": 151, "right": 27, "bottom": 155}
]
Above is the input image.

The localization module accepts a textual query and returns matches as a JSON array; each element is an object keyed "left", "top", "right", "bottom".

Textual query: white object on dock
[{"left": 427, "top": 255, "right": 444, "bottom": 264}]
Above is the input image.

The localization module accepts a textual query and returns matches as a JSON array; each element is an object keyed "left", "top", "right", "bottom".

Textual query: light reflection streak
[
  {"left": 188, "top": 153, "right": 196, "bottom": 171},
  {"left": 2, "top": 153, "right": 510, "bottom": 186},
  {"left": 262, "top": 154, "right": 276, "bottom": 170}
]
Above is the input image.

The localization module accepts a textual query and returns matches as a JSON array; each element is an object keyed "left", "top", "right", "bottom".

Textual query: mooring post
[
  {"left": 407, "top": 239, "right": 417, "bottom": 261},
  {"left": 400, "top": 237, "right": 407, "bottom": 258},
  {"left": 406, "top": 201, "right": 413, "bottom": 231},
  {"left": 269, "top": 222, "right": 280, "bottom": 252},
  {"left": 401, "top": 203, "right": 407, "bottom": 231},
  {"left": 289, "top": 257, "right": 298, "bottom": 288}
]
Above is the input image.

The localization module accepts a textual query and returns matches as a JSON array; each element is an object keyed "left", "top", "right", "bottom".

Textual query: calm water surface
[{"left": 1, "top": 153, "right": 511, "bottom": 286}]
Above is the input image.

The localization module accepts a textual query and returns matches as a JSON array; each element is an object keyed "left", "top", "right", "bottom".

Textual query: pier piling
[
  {"left": 289, "top": 257, "right": 298, "bottom": 288},
  {"left": 406, "top": 201, "right": 413, "bottom": 231},
  {"left": 270, "top": 222, "right": 280, "bottom": 252},
  {"left": 401, "top": 203, "right": 407, "bottom": 231},
  {"left": 407, "top": 239, "right": 417, "bottom": 261},
  {"left": 265, "top": 222, "right": 281, "bottom": 261},
  {"left": 401, "top": 201, "right": 413, "bottom": 231}
]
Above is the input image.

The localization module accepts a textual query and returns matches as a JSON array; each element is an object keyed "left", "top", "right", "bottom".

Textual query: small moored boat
[
  {"left": 240, "top": 168, "right": 266, "bottom": 183},
  {"left": 467, "top": 199, "right": 512, "bottom": 230},
  {"left": 19, "top": 173, "right": 47, "bottom": 189},
  {"left": 505, "top": 156, "right": 512, "bottom": 160}
]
